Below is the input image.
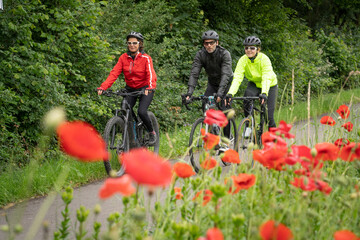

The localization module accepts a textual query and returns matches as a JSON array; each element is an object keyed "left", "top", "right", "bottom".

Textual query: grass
[{"left": 1, "top": 88, "right": 359, "bottom": 208}]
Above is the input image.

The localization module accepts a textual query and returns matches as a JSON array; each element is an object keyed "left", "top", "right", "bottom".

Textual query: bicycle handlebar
[
  {"left": 97, "top": 88, "right": 145, "bottom": 97},
  {"left": 181, "top": 94, "right": 218, "bottom": 110}
]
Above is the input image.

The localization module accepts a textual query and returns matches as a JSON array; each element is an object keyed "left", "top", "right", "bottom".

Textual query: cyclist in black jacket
[
  {"left": 185, "top": 30, "right": 233, "bottom": 142},
  {"left": 186, "top": 30, "right": 233, "bottom": 104}
]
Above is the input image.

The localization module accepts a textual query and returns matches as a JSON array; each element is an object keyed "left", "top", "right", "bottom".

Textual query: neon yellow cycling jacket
[{"left": 228, "top": 52, "right": 277, "bottom": 96}]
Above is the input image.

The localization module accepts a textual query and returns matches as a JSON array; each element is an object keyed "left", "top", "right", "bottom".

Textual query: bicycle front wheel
[
  {"left": 236, "top": 116, "right": 257, "bottom": 163},
  {"left": 103, "top": 116, "right": 129, "bottom": 177},
  {"left": 137, "top": 111, "right": 160, "bottom": 153},
  {"left": 189, "top": 117, "right": 206, "bottom": 173},
  {"left": 220, "top": 118, "right": 238, "bottom": 166}
]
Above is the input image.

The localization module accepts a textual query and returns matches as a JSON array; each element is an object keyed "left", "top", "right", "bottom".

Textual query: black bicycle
[
  {"left": 230, "top": 96, "right": 268, "bottom": 162},
  {"left": 182, "top": 95, "right": 238, "bottom": 173},
  {"left": 100, "top": 89, "right": 160, "bottom": 177}
]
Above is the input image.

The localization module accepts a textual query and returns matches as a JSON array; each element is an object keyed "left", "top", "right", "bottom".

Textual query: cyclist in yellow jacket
[{"left": 227, "top": 36, "right": 278, "bottom": 128}]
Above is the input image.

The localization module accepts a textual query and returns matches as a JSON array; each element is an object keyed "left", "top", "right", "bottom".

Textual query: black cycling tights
[
  {"left": 244, "top": 81, "right": 278, "bottom": 128},
  {"left": 124, "top": 86, "right": 154, "bottom": 133}
]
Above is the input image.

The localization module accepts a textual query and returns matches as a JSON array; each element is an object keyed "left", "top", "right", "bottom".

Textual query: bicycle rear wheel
[
  {"left": 236, "top": 116, "right": 257, "bottom": 164},
  {"left": 103, "top": 116, "right": 129, "bottom": 177},
  {"left": 137, "top": 111, "right": 160, "bottom": 153}
]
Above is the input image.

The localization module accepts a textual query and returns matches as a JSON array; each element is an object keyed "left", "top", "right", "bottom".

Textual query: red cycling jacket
[{"left": 99, "top": 51, "right": 157, "bottom": 90}]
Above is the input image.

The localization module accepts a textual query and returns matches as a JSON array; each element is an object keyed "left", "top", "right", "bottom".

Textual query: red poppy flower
[
  {"left": 253, "top": 144, "right": 288, "bottom": 171},
  {"left": 334, "top": 230, "right": 359, "bottom": 240},
  {"left": 174, "top": 187, "right": 183, "bottom": 200},
  {"left": 315, "top": 180, "right": 332, "bottom": 195},
  {"left": 334, "top": 138, "right": 350, "bottom": 147},
  {"left": 314, "top": 142, "right": 339, "bottom": 161},
  {"left": 99, "top": 175, "right": 136, "bottom": 199},
  {"left": 204, "top": 109, "right": 228, "bottom": 127},
  {"left": 206, "top": 227, "right": 224, "bottom": 240},
  {"left": 259, "top": 220, "right": 293, "bottom": 240},
  {"left": 193, "top": 189, "right": 213, "bottom": 206},
  {"left": 339, "top": 142, "right": 360, "bottom": 162},
  {"left": 341, "top": 122, "right": 353, "bottom": 132},
  {"left": 290, "top": 177, "right": 317, "bottom": 192},
  {"left": 121, "top": 148, "right": 172, "bottom": 186},
  {"left": 173, "top": 162, "right": 196, "bottom": 178},
  {"left": 56, "top": 121, "right": 108, "bottom": 162},
  {"left": 201, "top": 156, "right": 218, "bottom": 170},
  {"left": 269, "top": 120, "right": 295, "bottom": 139},
  {"left": 201, "top": 128, "right": 220, "bottom": 150},
  {"left": 221, "top": 149, "right": 241, "bottom": 163},
  {"left": 320, "top": 116, "right": 336, "bottom": 126},
  {"left": 261, "top": 131, "right": 288, "bottom": 147},
  {"left": 230, "top": 173, "right": 256, "bottom": 194},
  {"left": 336, "top": 105, "right": 350, "bottom": 119}
]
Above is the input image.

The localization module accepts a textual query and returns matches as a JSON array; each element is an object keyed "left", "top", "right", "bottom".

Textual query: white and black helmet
[
  {"left": 243, "top": 36, "right": 261, "bottom": 46},
  {"left": 202, "top": 30, "right": 219, "bottom": 40},
  {"left": 127, "top": 31, "right": 144, "bottom": 41}
]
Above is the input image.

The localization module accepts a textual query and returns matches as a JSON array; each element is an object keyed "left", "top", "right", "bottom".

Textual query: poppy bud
[
  {"left": 232, "top": 213, "right": 245, "bottom": 225},
  {"left": 248, "top": 142, "right": 254, "bottom": 151},
  {"left": 43, "top": 107, "right": 66, "bottom": 130},
  {"left": 131, "top": 207, "right": 146, "bottom": 222},
  {"left": 109, "top": 170, "right": 117, "bottom": 178},
  {"left": 350, "top": 193, "right": 358, "bottom": 199},
  {"left": 14, "top": 224, "right": 23, "bottom": 234},
  {"left": 94, "top": 204, "right": 102, "bottom": 215},
  {"left": 310, "top": 148, "right": 317, "bottom": 157},
  {"left": 226, "top": 109, "right": 236, "bottom": 119},
  {"left": 0, "top": 225, "right": 9, "bottom": 232},
  {"left": 42, "top": 221, "right": 49, "bottom": 232}
]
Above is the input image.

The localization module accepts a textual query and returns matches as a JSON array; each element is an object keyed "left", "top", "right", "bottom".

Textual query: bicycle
[
  {"left": 182, "top": 94, "right": 238, "bottom": 173},
  {"left": 230, "top": 96, "right": 268, "bottom": 163},
  {"left": 100, "top": 89, "right": 160, "bottom": 177}
]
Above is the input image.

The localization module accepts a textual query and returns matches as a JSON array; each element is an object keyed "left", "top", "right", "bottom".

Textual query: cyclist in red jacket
[{"left": 97, "top": 32, "right": 158, "bottom": 144}]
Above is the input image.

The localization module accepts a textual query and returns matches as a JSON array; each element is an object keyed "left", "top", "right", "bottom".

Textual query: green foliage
[{"left": 1, "top": 0, "right": 359, "bottom": 168}]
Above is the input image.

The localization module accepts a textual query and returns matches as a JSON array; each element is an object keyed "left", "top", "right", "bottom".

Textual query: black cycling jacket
[{"left": 187, "top": 46, "right": 233, "bottom": 97}]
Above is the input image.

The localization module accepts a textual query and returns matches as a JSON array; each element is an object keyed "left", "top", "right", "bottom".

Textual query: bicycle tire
[
  {"left": 236, "top": 116, "right": 257, "bottom": 164},
  {"left": 137, "top": 111, "right": 160, "bottom": 153},
  {"left": 189, "top": 117, "right": 206, "bottom": 173},
  {"left": 103, "top": 116, "right": 129, "bottom": 177},
  {"left": 256, "top": 105, "right": 268, "bottom": 148},
  {"left": 220, "top": 118, "right": 238, "bottom": 166}
]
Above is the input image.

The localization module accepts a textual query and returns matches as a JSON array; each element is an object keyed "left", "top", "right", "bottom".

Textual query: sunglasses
[
  {"left": 127, "top": 41, "right": 139, "bottom": 45},
  {"left": 203, "top": 40, "right": 217, "bottom": 46},
  {"left": 244, "top": 46, "right": 257, "bottom": 51}
]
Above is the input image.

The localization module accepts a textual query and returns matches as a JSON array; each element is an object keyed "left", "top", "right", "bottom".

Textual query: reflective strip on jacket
[
  {"left": 100, "top": 51, "right": 157, "bottom": 90},
  {"left": 228, "top": 52, "right": 277, "bottom": 96}
]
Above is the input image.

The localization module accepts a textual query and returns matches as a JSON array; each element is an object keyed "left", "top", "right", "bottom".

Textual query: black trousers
[
  {"left": 244, "top": 81, "right": 278, "bottom": 128},
  {"left": 203, "top": 83, "right": 231, "bottom": 138},
  {"left": 124, "top": 86, "right": 154, "bottom": 132}
]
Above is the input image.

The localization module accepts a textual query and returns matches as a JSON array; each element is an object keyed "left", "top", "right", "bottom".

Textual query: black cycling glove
[{"left": 259, "top": 93, "right": 268, "bottom": 101}]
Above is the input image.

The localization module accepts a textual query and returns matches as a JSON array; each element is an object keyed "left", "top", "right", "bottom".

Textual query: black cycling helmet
[
  {"left": 202, "top": 30, "right": 219, "bottom": 40},
  {"left": 126, "top": 31, "right": 144, "bottom": 41},
  {"left": 243, "top": 36, "right": 261, "bottom": 46}
]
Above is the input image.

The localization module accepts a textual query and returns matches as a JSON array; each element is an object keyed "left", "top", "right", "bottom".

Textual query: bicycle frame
[
  {"left": 231, "top": 96, "right": 268, "bottom": 144},
  {"left": 103, "top": 89, "right": 145, "bottom": 148}
]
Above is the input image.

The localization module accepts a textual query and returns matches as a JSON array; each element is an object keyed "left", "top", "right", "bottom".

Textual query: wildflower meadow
[{"left": 1, "top": 105, "right": 360, "bottom": 240}]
